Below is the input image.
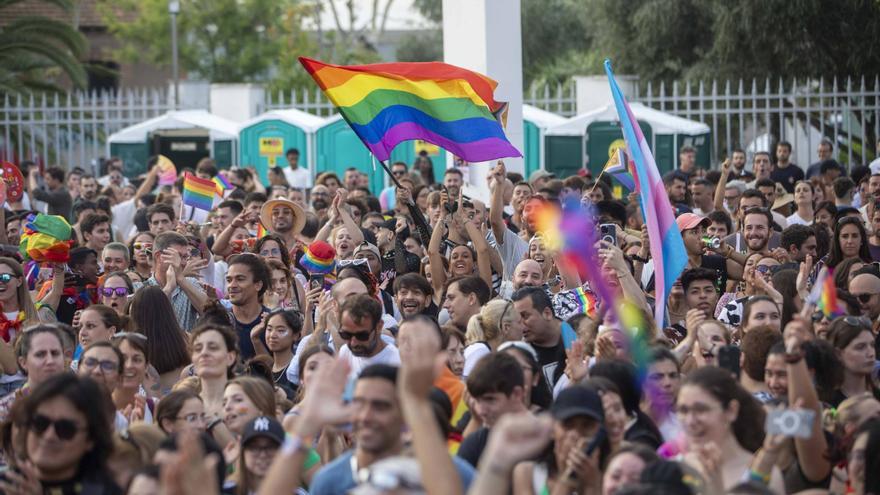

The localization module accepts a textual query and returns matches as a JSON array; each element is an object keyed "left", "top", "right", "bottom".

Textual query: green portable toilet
[
  {"left": 522, "top": 105, "right": 567, "bottom": 179},
  {"left": 315, "top": 115, "right": 385, "bottom": 194},
  {"left": 107, "top": 110, "right": 239, "bottom": 176},
  {"left": 238, "top": 108, "right": 326, "bottom": 186},
  {"left": 544, "top": 102, "right": 711, "bottom": 179}
]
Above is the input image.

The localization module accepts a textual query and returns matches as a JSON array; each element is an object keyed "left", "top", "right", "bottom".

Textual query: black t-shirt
[
  {"left": 533, "top": 338, "right": 567, "bottom": 388},
  {"left": 770, "top": 165, "right": 804, "bottom": 193},
  {"left": 233, "top": 306, "right": 269, "bottom": 360},
  {"left": 624, "top": 412, "right": 663, "bottom": 449},
  {"left": 457, "top": 426, "right": 490, "bottom": 468}
]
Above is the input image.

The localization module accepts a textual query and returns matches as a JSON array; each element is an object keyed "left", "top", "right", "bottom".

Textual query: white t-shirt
[
  {"left": 786, "top": 211, "right": 812, "bottom": 226},
  {"left": 486, "top": 228, "right": 529, "bottom": 281},
  {"left": 283, "top": 167, "right": 313, "bottom": 189},
  {"left": 338, "top": 343, "right": 401, "bottom": 381},
  {"left": 111, "top": 198, "right": 137, "bottom": 242}
]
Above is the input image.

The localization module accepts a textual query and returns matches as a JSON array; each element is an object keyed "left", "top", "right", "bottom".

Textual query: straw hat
[{"left": 260, "top": 198, "right": 306, "bottom": 236}]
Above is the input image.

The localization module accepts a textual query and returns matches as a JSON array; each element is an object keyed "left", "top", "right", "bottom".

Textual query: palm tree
[{"left": 0, "top": 0, "right": 88, "bottom": 96}]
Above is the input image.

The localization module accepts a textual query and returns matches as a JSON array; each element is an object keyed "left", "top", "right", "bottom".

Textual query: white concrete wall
[
  {"left": 442, "top": 0, "right": 523, "bottom": 202},
  {"left": 209, "top": 83, "right": 266, "bottom": 123},
  {"left": 574, "top": 75, "right": 639, "bottom": 115}
]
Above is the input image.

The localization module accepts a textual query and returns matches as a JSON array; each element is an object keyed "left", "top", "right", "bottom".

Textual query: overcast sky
[{"left": 303, "top": 0, "right": 434, "bottom": 32}]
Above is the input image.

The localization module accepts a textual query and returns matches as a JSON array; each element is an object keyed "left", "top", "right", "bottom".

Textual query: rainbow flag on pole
[
  {"left": 182, "top": 173, "right": 216, "bottom": 212},
  {"left": 605, "top": 60, "right": 687, "bottom": 330},
  {"left": 213, "top": 174, "right": 232, "bottom": 196},
  {"left": 604, "top": 148, "right": 635, "bottom": 191},
  {"left": 299, "top": 57, "right": 521, "bottom": 162}
]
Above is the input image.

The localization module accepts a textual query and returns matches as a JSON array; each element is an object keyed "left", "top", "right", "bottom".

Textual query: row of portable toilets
[{"left": 107, "top": 104, "right": 711, "bottom": 191}]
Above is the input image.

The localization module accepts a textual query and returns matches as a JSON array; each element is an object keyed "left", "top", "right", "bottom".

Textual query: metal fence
[
  {"left": 0, "top": 89, "right": 174, "bottom": 171},
  {"left": 3, "top": 76, "right": 878, "bottom": 170},
  {"left": 634, "top": 77, "right": 880, "bottom": 167}
]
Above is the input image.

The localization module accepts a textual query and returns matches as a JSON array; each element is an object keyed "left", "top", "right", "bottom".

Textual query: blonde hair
[
  {"left": 465, "top": 299, "right": 516, "bottom": 345},
  {"left": 0, "top": 258, "right": 39, "bottom": 326},
  {"left": 827, "top": 392, "right": 879, "bottom": 436}
]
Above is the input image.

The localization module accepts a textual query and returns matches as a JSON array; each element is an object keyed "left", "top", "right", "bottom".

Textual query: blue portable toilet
[
  {"left": 522, "top": 104, "right": 567, "bottom": 180},
  {"left": 238, "top": 108, "right": 326, "bottom": 185}
]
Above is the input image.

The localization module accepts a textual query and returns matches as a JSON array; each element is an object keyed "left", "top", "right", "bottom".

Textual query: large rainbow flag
[
  {"left": 605, "top": 60, "right": 687, "bottom": 331},
  {"left": 299, "top": 57, "right": 521, "bottom": 163}
]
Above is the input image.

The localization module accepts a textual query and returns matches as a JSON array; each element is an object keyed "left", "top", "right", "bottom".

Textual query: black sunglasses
[
  {"left": 852, "top": 293, "right": 878, "bottom": 305},
  {"left": 339, "top": 330, "right": 372, "bottom": 341},
  {"left": 31, "top": 414, "right": 82, "bottom": 440}
]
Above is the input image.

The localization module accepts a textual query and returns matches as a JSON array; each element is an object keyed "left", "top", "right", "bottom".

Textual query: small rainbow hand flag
[
  {"left": 213, "top": 174, "right": 232, "bottom": 196},
  {"left": 604, "top": 148, "right": 635, "bottom": 191},
  {"left": 256, "top": 222, "right": 268, "bottom": 239},
  {"left": 809, "top": 267, "right": 846, "bottom": 318},
  {"left": 182, "top": 173, "right": 216, "bottom": 212},
  {"left": 156, "top": 155, "right": 178, "bottom": 186}
]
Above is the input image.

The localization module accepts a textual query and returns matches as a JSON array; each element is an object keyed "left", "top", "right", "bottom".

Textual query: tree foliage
[{"left": 0, "top": 0, "right": 88, "bottom": 96}]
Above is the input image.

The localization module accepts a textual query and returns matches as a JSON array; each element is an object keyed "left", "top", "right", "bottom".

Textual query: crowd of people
[{"left": 0, "top": 137, "right": 879, "bottom": 495}]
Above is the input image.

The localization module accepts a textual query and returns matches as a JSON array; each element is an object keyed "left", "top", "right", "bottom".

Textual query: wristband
[
  {"left": 282, "top": 433, "right": 307, "bottom": 456},
  {"left": 205, "top": 416, "right": 223, "bottom": 432},
  {"left": 630, "top": 254, "right": 648, "bottom": 263},
  {"left": 784, "top": 350, "right": 804, "bottom": 364},
  {"left": 748, "top": 469, "right": 770, "bottom": 485}
]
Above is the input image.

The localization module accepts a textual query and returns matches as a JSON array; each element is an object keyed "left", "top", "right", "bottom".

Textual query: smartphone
[
  {"left": 309, "top": 274, "right": 325, "bottom": 291},
  {"left": 717, "top": 345, "right": 741, "bottom": 379},
  {"left": 766, "top": 409, "right": 815, "bottom": 438},
  {"left": 584, "top": 426, "right": 606, "bottom": 456},
  {"left": 599, "top": 224, "right": 617, "bottom": 246}
]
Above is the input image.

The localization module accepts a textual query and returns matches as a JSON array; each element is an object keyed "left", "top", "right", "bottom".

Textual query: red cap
[{"left": 675, "top": 213, "right": 710, "bottom": 232}]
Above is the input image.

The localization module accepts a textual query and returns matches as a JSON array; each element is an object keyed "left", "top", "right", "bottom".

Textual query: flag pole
[{"left": 588, "top": 170, "right": 607, "bottom": 193}]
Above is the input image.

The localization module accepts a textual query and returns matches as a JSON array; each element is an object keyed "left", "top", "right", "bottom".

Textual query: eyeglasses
[
  {"left": 260, "top": 248, "right": 281, "bottom": 257},
  {"left": 0, "top": 273, "right": 15, "bottom": 284},
  {"left": 851, "top": 293, "right": 878, "bottom": 305},
  {"left": 82, "top": 357, "right": 119, "bottom": 373},
  {"left": 339, "top": 330, "right": 372, "bottom": 341},
  {"left": 244, "top": 443, "right": 279, "bottom": 456},
  {"left": 100, "top": 287, "right": 130, "bottom": 297},
  {"left": 175, "top": 412, "right": 206, "bottom": 424},
  {"left": 30, "top": 414, "right": 83, "bottom": 440}
]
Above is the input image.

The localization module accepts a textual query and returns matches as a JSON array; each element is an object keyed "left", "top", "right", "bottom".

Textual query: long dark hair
[
  {"left": 770, "top": 269, "right": 798, "bottom": 327},
  {"left": 129, "top": 286, "right": 190, "bottom": 374},
  {"left": 255, "top": 234, "right": 291, "bottom": 269},
  {"left": 859, "top": 418, "right": 880, "bottom": 494},
  {"left": 828, "top": 216, "right": 871, "bottom": 268},
  {"left": 15, "top": 374, "right": 115, "bottom": 482},
  {"left": 683, "top": 366, "right": 766, "bottom": 452}
]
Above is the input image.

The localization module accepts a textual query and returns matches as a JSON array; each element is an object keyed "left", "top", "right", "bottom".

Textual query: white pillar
[{"left": 443, "top": 0, "right": 523, "bottom": 203}]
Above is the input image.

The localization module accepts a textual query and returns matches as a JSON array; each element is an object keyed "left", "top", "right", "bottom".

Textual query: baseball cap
[
  {"left": 529, "top": 170, "right": 555, "bottom": 183},
  {"left": 353, "top": 241, "right": 381, "bottom": 261},
  {"left": 240, "top": 416, "right": 284, "bottom": 447},
  {"left": 675, "top": 212, "right": 710, "bottom": 232},
  {"left": 551, "top": 385, "right": 604, "bottom": 422},
  {"left": 379, "top": 218, "right": 398, "bottom": 232}
]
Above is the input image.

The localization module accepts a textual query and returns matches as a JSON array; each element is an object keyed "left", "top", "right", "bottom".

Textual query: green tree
[{"left": 0, "top": 0, "right": 88, "bottom": 95}]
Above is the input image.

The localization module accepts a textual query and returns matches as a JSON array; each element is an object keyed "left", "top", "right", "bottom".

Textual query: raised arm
[
  {"left": 784, "top": 314, "right": 832, "bottom": 482},
  {"left": 399, "top": 325, "right": 463, "bottom": 495},
  {"left": 468, "top": 414, "right": 552, "bottom": 495},
  {"left": 714, "top": 158, "right": 730, "bottom": 214},
  {"left": 428, "top": 212, "right": 448, "bottom": 295},
  {"left": 488, "top": 161, "right": 508, "bottom": 245},
  {"left": 211, "top": 210, "right": 255, "bottom": 258},
  {"left": 335, "top": 190, "right": 364, "bottom": 247}
]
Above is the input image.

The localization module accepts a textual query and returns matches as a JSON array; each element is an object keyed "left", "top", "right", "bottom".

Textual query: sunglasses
[
  {"left": 852, "top": 293, "right": 878, "bottom": 305},
  {"left": 339, "top": 330, "right": 372, "bottom": 341},
  {"left": 30, "top": 414, "right": 83, "bottom": 440},
  {"left": 133, "top": 243, "right": 152, "bottom": 251},
  {"left": 392, "top": 170, "right": 406, "bottom": 176},
  {"left": 0, "top": 273, "right": 15, "bottom": 284},
  {"left": 339, "top": 258, "right": 369, "bottom": 268},
  {"left": 100, "top": 287, "right": 129, "bottom": 297},
  {"left": 843, "top": 315, "right": 872, "bottom": 327}
]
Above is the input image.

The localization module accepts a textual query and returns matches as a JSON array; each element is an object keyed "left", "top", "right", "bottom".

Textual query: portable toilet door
[
  {"left": 585, "top": 120, "right": 653, "bottom": 177},
  {"left": 523, "top": 119, "right": 541, "bottom": 179},
  {"left": 315, "top": 117, "right": 385, "bottom": 194},
  {"left": 240, "top": 120, "right": 310, "bottom": 184}
]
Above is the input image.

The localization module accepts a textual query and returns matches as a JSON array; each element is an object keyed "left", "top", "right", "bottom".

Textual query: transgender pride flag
[{"left": 605, "top": 60, "right": 687, "bottom": 330}]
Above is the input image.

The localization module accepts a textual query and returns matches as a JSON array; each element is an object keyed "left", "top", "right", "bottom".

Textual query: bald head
[
  {"left": 513, "top": 259, "right": 544, "bottom": 289},
  {"left": 331, "top": 277, "right": 368, "bottom": 304},
  {"left": 849, "top": 272, "right": 880, "bottom": 319}
]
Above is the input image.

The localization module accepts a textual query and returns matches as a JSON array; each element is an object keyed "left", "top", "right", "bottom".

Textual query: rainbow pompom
[{"left": 300, "top": 241, "right": 336, "bottom": 275}]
